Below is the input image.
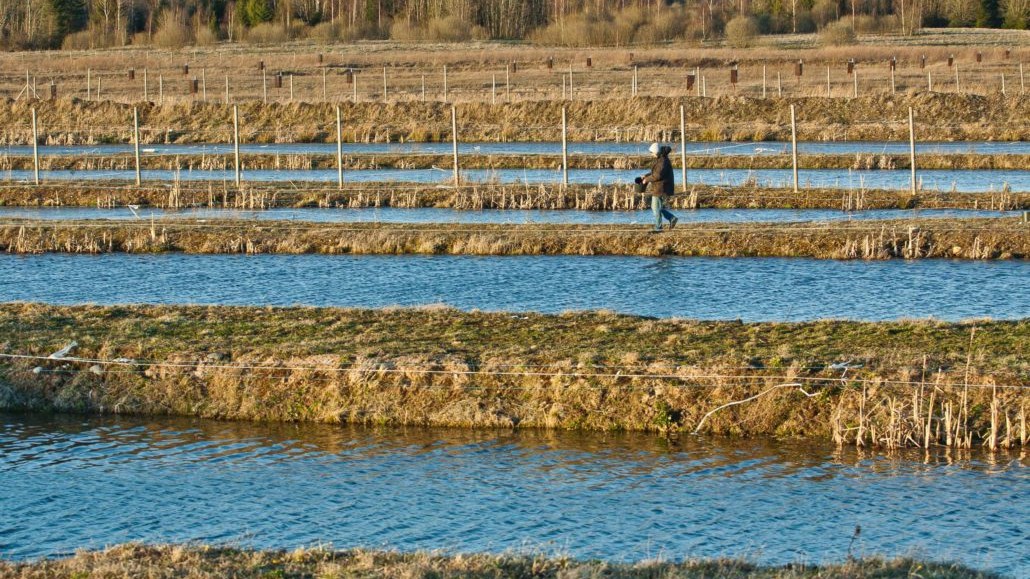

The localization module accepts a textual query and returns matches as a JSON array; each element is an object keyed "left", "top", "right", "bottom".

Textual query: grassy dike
[
  {"left": 3, "top": 94, "right": 1028, "bottom": 144},
  {"left": 1, "top": 304, "right": 1026, "bottom": 446},
  {"left": 6, "top": 152, "right": 1030, "bottom": 172},
  {"left": 3, "top": 182, "right": 1027, "bottom": 211},
  {"left": 2, "top": 217, "right": 1026, "bottom": 260},
  {"left": 0, "top": 545, "right": 1001, "bottom": 579}
]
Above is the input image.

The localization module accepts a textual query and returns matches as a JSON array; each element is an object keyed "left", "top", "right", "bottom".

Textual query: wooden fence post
[
  {"left": 777, "top": 72, "right": 782, "bottom": 97},
  {"left": 133, "top": 107, "right": 142, "bottom": 186},
  {"left": 31, "top": 108, "right": 39, "bottom": 185},
  {"left": 908, "top": 107, "right": 916, "bottom": 194},
  {"left": 233, "top": 105, "right": 241, "bottom": 187},
  {"left": 262, "top": 69, "right": 267, "bottom": 104},
  {"left": 680, "top": 104, "right": 687, "bottom": 191},
  {"left": 451, "top": 105, "right": 460, "bottom": 187},
  {"left": 790, "top": 104, "right": 798, "bottom": 194},
  {"left": 336, "top": 106, "right": 343, "bottom": 190},
  {"left": 561, "top": 106, "right": 568, "bottom": 187}
]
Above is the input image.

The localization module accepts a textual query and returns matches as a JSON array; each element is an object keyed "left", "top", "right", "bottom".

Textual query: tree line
[{"left": 0, "top": 0, "right": 1025, "bottom": 50}]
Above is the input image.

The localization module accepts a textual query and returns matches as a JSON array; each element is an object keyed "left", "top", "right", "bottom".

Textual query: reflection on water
[
  {"left": 2, "top": 168, "right": 1027, "bottom": 192},
  {"left": 0, "top": 206, "right": 1018, "bottom": 224},
  {"left": 0, "top": 412, "right": 1025, "bottom": 575},
  {"left": 1, "top": 254, "right": 1027, "bottom": 321}
]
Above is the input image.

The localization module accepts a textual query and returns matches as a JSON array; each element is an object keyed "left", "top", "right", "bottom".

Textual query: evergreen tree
[
  {"left": 48, "top": 0, "right": 87, "bottom": 36},
  {"left": 243, "top": 0, "right": 274, "bottom": 25}
]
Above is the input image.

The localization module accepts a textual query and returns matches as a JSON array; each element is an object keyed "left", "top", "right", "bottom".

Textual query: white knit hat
[{"left": 648, "top": 142, "right": 661, "bottom": 155}]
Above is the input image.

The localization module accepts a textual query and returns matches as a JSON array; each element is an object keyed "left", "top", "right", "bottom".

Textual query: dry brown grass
[
  {"left": 4, "top": 152, "right": 1028, "bottom": 172},
  {"left": 1, "top": 29, "right": 1026, "bottom": 104},
  {"left": 1, "top": 217, "right": 1026, "bottom": 260},
  {"left": 0, "top": 303, "right": 1026, "bottom": 447},
  {"left": 0, "top": 544, "right": 1001, "bottom": 578},
  {"left": 1, "top": 181, "right": 1026, "bottom": 211},
  {"left": 1, "top": 94, "right": 1027, "bottom": 147}
]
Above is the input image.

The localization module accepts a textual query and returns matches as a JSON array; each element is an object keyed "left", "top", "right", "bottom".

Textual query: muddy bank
[
  {"left": 2, "top": 181, "right": 1027, "bottom": 211},
  {"left": 1, "top": 304, "right": 1026, "bottom": 447},
  {"left": 2, "top": 94, "right": 1027, "bottom": 145},
  {"left": 2, "top": 217, "right": 1026, "bottom": 260}
]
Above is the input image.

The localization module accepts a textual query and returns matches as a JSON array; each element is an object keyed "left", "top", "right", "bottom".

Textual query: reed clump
[
  {"left": 0, "top": 544, "right": 999, "bottom": 578},
  {"left": 2, "top": 217, "right": 1026, "bottom": 260},
  {"left": 4, "top": 152, "right": 1028, "bottom": 172},
  {"left": 2, "top": 182, "right": 1027, "bottom": 211},
  {"left": 0, "top": 304, "right": 1026, "bottom": 449}
]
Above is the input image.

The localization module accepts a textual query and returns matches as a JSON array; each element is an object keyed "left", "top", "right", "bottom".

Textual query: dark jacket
[{"left": 647, "top": 146, "right": 675, "bottom": 196}]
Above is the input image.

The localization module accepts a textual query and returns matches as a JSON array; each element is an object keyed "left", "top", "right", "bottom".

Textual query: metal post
[
  {"left": 422, "top": 74, "right": 426, "bottom": 103},
  {"left": 1020, "top": 63, "right": 1025, "bottom": 94},
  {"left": 202, "top": 68, "right": 207, "bottom": 101},
  {"left": 790, "top": 104, "right": 798, "bottom": 194},
  {"left": 262, "top": 69, "right": 267, "bottom": 103},
  {"left": 451, "top": 105, "right": 460, "bottom": 187},
  {"left": 86, "top": 68, "right": 91, "bottom": 100},
  {"left": 1001, "top": 74, "right": 1006, "bottom": 96},
  {"left": 954, "top": 65, "right": 960, "bottom": 93},
  {"left": 777, "top": 72, "right": 782, "bottom": 97},
  {"left": 233, "top": 105, "right": 241, "bottom": 187},
  {"left": 336, "top": 106, "right": 343, "bottom": 190},
  {"left": 696, "top": 67, "right": 701, "bottom": 96},
  {"left": 568, "top": 64, "right": 573, "bottom": 100},
  {"left": 159, "top": 75, "right": 163, "bottom": 105},
  {"left": 506, "top": 66, "right": 511, "bottom": 102},
  {"left": 289, "top": 74, "right": 294, "bottom": 101},
  {"left": 382, "top": 66, "right": 387, "bottom": 101},
  {"left": 323, "top": 67, "right": 327, "bottom": 101},
  {"left": 762, "top": 65, "right": 767, "bottom": 98},
  {"left": 144, "top": 68, "right": 148, "bottom": 101},
  {"left": 680, "top": 105, "right": 687, "bottom": 191},
  {"left": 853, "top": 68, "right": 858, "bottom": 98},
  {"left": 31, "top": 108, "right": 39, "bottom": 185},
  {"left": 353, "top": 71, "right": 357, "bottom": 102},
  {"left": 133, "top": 107, "right": 142, "bottom": 186},
  {"left": 826, "top": 66, "right": 831, "bottom": 97},
  {"left": 492, "top": 74, "right": 496, "bottom": 105},
  {"left": 928, "top": 72, "right": 933, "bottom": 92},
  {"left": 908, "top": 107, "right": 916, "bottom": 194},
  {"left": 890, "top": 67, "right": 896, "bottom": 95},
  {"left": 225, "top": 75, "right": 230, "bottom": 104},
  {"left": 561, "top": 106, "right": 568, "bottom": 187},
  {"left": 443, "top": 65, "right": 448, "bottom": 102}
]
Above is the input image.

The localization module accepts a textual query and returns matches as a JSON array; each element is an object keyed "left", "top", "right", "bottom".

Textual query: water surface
[
  {"left": 0, "top": 413, "right": 1025, "bottom": 575},
  {"left": 4, "top": 168, "right": 1027, "bottom": 192},
  {"left": 0, "top": 206, "right": 1017, "bottom": 224},
  {"left": 2, "top": 254, "right": 1026, "bottom": 321}
]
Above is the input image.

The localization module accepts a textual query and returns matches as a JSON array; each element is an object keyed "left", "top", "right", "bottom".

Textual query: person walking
[{"left": 641, "top": 142, "right": 677, "bottom": 233}]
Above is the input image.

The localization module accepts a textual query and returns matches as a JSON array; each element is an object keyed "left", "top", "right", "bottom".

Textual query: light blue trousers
[{"left": 652, "top": 196, "right": 676, "bottom": 230}]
